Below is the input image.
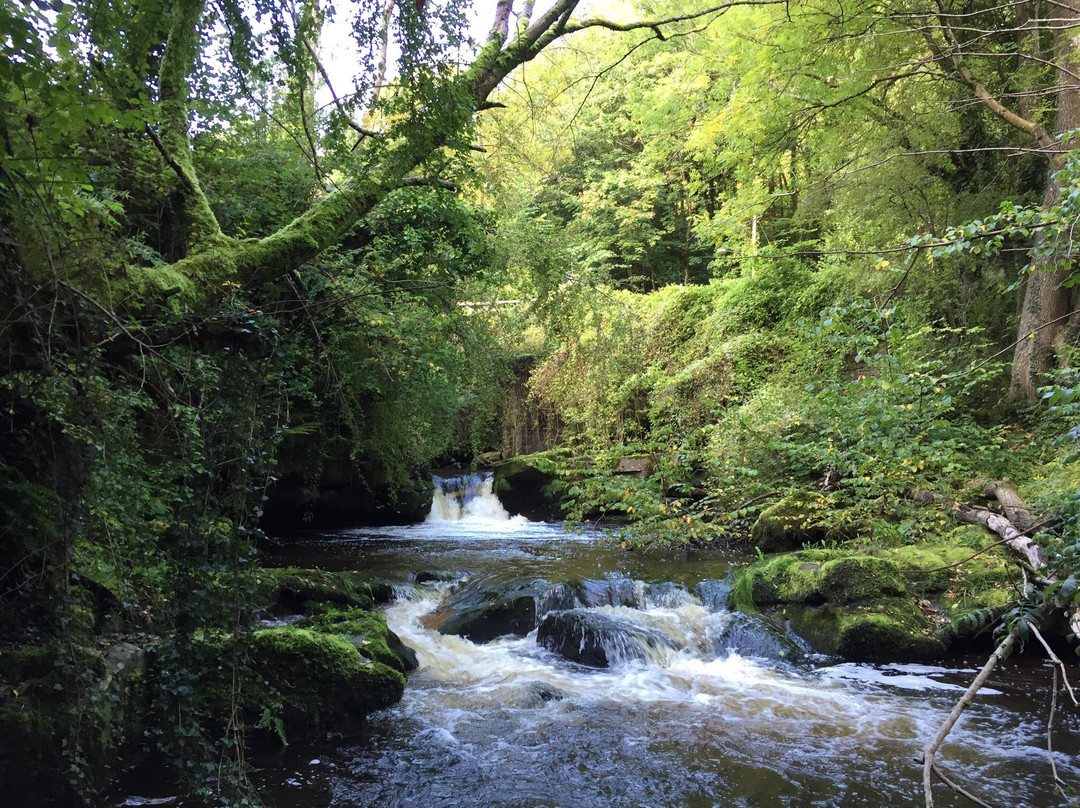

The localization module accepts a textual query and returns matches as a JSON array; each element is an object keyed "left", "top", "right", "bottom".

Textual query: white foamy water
[
  {"left": 426, "top": 472, "right": 529, "bottom": 526},
  {"left": 255, "top": 479, "right": 1080, "bottom": 808}
]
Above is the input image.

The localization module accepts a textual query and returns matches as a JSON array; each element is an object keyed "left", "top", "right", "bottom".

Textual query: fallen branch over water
[
  {"left": 914, "top": 481, "right": 1080, "bottom": 805},
  {"left": 921, "top": 628, "right": 1020, "bottom": 808}
]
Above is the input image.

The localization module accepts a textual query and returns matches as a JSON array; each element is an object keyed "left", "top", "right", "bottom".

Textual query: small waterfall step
[{"left": 427, "top": 472, "right": 513, "bottom": 522}]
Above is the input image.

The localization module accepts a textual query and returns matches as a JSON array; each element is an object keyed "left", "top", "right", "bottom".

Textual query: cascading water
[
  {"left": 251, "top": 494, "right": 1080, "bottom": 808},
  {"left": 427, "top": 472, "right": 520, "bottom": 523}
]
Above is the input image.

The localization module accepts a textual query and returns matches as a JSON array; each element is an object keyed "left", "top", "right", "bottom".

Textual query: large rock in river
[
  {"left": 246, "top": 626, "right": 406, "bottom": 732},
  {"left": 713, "top": 612, "right": 805, "bottom": 663},
  {"left": 733, "top": 550, "right": 945, "bottom": 662},
  {"left": 426, "top": 578, "right": 545, "bottom": 642},
  {"left": 537, "top": 609, "right": 683, "bottom": 668}
]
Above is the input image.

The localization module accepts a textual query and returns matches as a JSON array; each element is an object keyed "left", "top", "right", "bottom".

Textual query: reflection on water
[{"left": 254, "top": 500, "right": 1079, "bottom": 808}]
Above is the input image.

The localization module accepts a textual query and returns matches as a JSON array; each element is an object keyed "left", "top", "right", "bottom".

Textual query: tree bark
[
  {"left": 156, "top": 0, "right": 224, "bottom": 253},
  {"left": 1010, "top": 1, "right": 1080, "bottom": 399}
]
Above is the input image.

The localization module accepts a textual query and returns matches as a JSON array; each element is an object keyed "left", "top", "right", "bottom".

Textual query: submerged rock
[
  {"left": 713, "top": 612, "right": 805, "bottom": 663},
  {"left": 506, "top": 680, "right": 567, "bottom": 708},
  {"left": 694, "top": 579, "right": 733, "bottom": 612},
  {"left": 537, "top": 609, "right": 683, "bottom": 668},
  {"left": 641, "top": 582, "right": 694, "bottom": 609}
]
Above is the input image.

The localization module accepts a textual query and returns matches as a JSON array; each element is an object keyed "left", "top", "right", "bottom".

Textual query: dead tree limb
[
  {"left": 911, "top": 488, "right": 1047, "bottom": 570},
  {"left": 1029, "top": 623, "right": 1079, "bottom": 707},
  {"left": 922, "top": 628, "right": 1019, "bottom": 808},
  {"left": 982, "top": 479, "right": 1035, "bottom": 531},
  {"left": 929, "top": 761, "right": 998, "bottom": 808}
]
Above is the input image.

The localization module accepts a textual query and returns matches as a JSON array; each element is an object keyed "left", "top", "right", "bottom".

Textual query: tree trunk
[{"left": 1010, "top": 3, "right": 1080, "bottom": 399}]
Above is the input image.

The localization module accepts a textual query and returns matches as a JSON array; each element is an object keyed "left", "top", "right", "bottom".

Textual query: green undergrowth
[{"left": 515, "top": 271, "right": 1042, "bottom": 550}]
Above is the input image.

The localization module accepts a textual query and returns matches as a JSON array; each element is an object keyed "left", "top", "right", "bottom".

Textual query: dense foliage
[{"left": 3, "top": 0, "right": 1080, "bottom": 803}]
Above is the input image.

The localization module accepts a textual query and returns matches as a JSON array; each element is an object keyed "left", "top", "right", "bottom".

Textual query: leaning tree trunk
[{"left": 1010, "top": 2, "right": 1080, "bottom": 400}]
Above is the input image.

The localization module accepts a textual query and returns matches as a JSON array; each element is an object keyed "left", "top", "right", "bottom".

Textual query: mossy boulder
[
  {"left": 256, "top": 566, "right": 394, "bottom": 615},
  {"left": 0, "top": 641, "right": 148, "bottom": 804},
  {"left": 492, "top": 452, "right": 565, "bottom": 521},
  {"left": 735, "top": 550, "right": 945, "bottom": 662},
  {"left": 247, "top": 627, "right": 405, "bottom": 733},
  {"left": 298, "top": 608, "right": 418, "bottom": 673},
  {"left": 780, "top": 600, "right": 946, "bottom": 662},
  {"left": 749, "top": 493, "right": 851, "bottom": 553},
  {"left": 746, "top": 550, "right": 906, "bottom": 607}
]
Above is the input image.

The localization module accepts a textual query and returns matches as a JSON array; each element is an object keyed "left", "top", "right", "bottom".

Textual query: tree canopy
[{"left": 5, "top": 0, "right": 1080, "bottom": 803}]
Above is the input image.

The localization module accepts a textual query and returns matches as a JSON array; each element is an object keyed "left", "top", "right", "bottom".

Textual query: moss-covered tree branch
[{"left": 157, "top": 0, "right": 225, "bottom": 252}]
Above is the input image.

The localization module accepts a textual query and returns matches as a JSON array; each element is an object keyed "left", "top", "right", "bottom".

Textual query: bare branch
[
  {"left": 921, "top": 629, "right": 1020, "bottom": 808},
  {"left": 929, "top": 1, "right": 1055, "bottom": 150},
  {"left": 302, "top": 35, "right": 382, "bottom": 139},
  {"left": 518, "top": 0, "right": 536, "bottom": 29},
  {"left": 365, "top": 0, "right": 396, "bottom": 130},
  {"left": 562, "top": 1, "right": 785, "bottom": 35},
  {"left": 490, "top": 0, "right": 513, "bottom": 45},
  {"left": 1029, "top": 623, "right": 1079, "bottom": 707}
]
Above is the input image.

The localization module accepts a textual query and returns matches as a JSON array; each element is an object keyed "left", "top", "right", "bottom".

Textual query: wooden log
[
  {"left": 982, "top": 479, "right": 1035, "bottom": 531},
  {"left": 911, "top": 489, "right": 1047, "bottom": 570}
]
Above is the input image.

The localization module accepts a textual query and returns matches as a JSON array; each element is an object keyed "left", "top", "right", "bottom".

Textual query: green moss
[
  {"left": 733, "top": 549, "right": 948, "bottom": 661},
  {"left": 887, "top": 543, "right": 1013, "bottom": 596},
  {"left": 819, "top": 556, "right": 906, "bottom": 604},
  {"left": 750, "top": 494, "right": 848, "bottom": 553},
  {"left": 249, "top": 627, "right": 405, "bottom": 731},
  {"left": 738, "top": 550, "right": 907, "bottom": 608},
  {"left": 298, "top": 608, "right": 405, "bottom": 673},
  {"left": 782, "top": 599, "right": 945, "bottom": 662},
  {"left": 728, "top": 569, "right": 758, "bottom": 613},
  {"left": 256, "top": 567, "right": 388, "bottom": 614}
]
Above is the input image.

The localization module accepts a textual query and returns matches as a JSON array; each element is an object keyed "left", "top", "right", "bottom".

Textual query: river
[{"left": 251, "top": 474, "right": 1078, "bottom": 808}]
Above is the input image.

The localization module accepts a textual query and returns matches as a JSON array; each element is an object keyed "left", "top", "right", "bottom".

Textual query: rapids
[{"left": 252, "top": 475, "right": 1079, "bottom": 808}]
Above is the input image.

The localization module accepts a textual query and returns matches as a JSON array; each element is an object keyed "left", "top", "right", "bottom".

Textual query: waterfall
[{"left": 426, "top": 473, "right": 514, "bottom": 523}]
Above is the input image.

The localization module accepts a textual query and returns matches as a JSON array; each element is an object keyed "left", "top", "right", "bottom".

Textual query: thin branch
[
  {"left": 732, "top": 491, "right": 782, "bottom": 512},
  {"left": 930, "top": 0, "right": 1055, "bottom": 151},
  {"left": 922, "top": 629, "right": 1019, "bottom": 808},
  {"left": 562, "top": 0, "right": 785, "bottom": 36},
  {"left": 879, "top": 251, "right": 922, "bottom": 311},
  {"left": 1029, "top": 623, "right": 1079, "bottom": 707},
  {"left": 900, "top": 518, "right": 1057, "bottom": 574},
  {"left": 929, "top": 761, "right": 999, "bottom": 808},
  {"left": 146, "top": 124, "right": 197, "bottom": 195},
  {"left": 302, "top": 35, "right": 382, "bottom": 139},
  {"left": 364, "top": 0, "right": 396, "bottom": 130},
  {"left": 945, "top": 307, "right": 1080, "bottom": 381}
]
